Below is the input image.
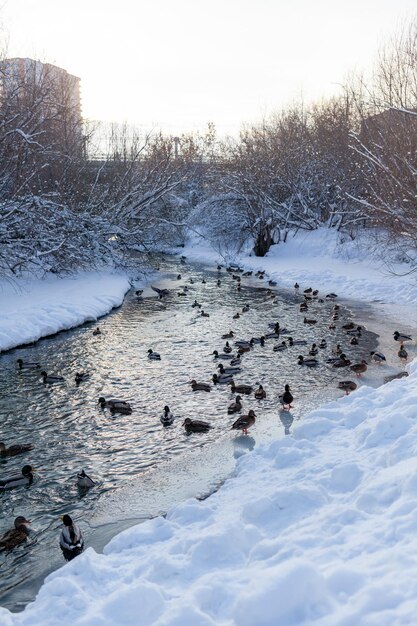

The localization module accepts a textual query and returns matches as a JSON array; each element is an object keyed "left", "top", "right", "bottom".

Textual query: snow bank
[
  {"left": 2, "top": 364, "right": 417, "bottom": 624},
  {"left": 0, "top": 271, "right": 131, "bottom": 352}
]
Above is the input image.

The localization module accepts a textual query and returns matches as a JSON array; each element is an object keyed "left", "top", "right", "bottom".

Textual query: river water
[{"left": 0, "top": 254, "right": 406, "bottom": 611}]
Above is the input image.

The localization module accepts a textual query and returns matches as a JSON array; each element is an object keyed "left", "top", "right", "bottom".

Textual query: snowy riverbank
[
  {"left": 0, "top": 271, "right": 131, "bottom": 352},
  {"left": 2, "top": 229, "right": 417, "bottom": 624}
]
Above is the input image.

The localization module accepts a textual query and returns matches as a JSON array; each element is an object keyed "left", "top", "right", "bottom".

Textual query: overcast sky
[{"left": 2, "top": 0, "right": 416, "bottom": 135}]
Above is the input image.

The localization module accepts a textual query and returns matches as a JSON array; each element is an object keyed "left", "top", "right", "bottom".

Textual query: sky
[{"left": 1, "top": 0, "right": 416, "bottom": 136}]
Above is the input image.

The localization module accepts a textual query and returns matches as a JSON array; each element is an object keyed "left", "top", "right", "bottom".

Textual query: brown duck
[
  {"left": 0, "top": 517, "right": 31, "bottom": 552},
  {"left": 228, "top": 395, "right": 243, "bottom": 414},
  {"left": 183, "top": 418, "right": 211, "bottom": 433},
  {"left": 0, "top": 442, "right": 33, "bottom": 457},
  {"left": 231, "top": 410, "right": 256, "bottom": 434}
]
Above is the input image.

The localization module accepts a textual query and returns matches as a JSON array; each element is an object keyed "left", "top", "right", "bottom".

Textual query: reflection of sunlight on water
[{"left": 0, "top": 253, "right": 402, "bottom": 611}]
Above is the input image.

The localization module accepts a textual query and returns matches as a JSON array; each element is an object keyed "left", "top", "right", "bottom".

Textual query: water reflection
[
  {"left": 233, "top": 435, "right": 256, "bottom": 458},
  {"left": 279, "top": 410, "right": 294, "bottom": 435}
]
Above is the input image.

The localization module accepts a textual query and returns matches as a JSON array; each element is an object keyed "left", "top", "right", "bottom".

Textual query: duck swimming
[
  {"left": 16, "top": 359, "right": 40, "bottom": 370},
  {"left": 77, "top": 470, "right": 96, "bottom": 489},
  {"left": 0, "top": 465, "right": 35, "bottom": 489},
  {"left": 254, "top": 385, "right": 266, "bottom": 399},
  {"left": 223, "top": 341, "right": 233, "bottom": 353},
  {"left": 200, "top": 310, "right": 210, "bottom": 317},
  {"left": 294, "top": 282, "right": 300, "bottom": 289},
  {"left": 75, "top": 372, "right": 89, "bottom": 385},
  {"left": 222, "top": 331, "right": 235, "bottom": 339},
  {"left": 148, "top": 349, "right": 161, "bottom": 360},
  {"left": 98, "top": 397, "right": 131, "bottom": 411},
  {"left": 231, "top": 410, "right": 256, "bottom": 435},
  {"left": 338, "top": 380, "right": 357, "bottom": 395},
  {"left": 213, "top": 373, "right": 233, "bottom": 384},
  {"left": 303, "top": 317, "right": 317, "bottom": 325},
  {"left": 298, "top": 355, "right": 318, "bottom": 367},
  {"left": 228, "top": 395, "right": 243, "bottom": 414},
  {"left": 218, "top": 363, "right": 242, "bottom": 376},
  {"left": 192, "top": 300, "right": 202, "bottom": 308},
  {"left": 273, "top": 341, "right": 287, "bottom": 352},
  {"left": 183, "top": 418, "right": 211, "bottom": 434},
  {"left": 0, "top": 517, "right": 31, "bottom": 552},
  {"left": 212, "top": 350, "right": 235, "bottom": 360},
  {"left": 288, "top": 337, "right": 307, "bottom": 347},
  {"left": 160, "top": 406, "right": 175, "bottom": 426},
  {"left": 190, "top": 380, "right": 211, "bottom": 392},
  {"left": 41, "top": 371, "right": 65, "bottom": 384},
  {"left": 92, "top": 327, "right": 101, "bottom": 336},
  {"left": 0, "top": 442, "right": 33, "bottom": 457},
  {"left": 230, "top": 382, "right": 253, "bottom": 395},
  {"left": 309, "top": 343, "right": 318, "bottom": 356},
  {"left": 279, "top": 384, "right": 294, "bottom": 409}
]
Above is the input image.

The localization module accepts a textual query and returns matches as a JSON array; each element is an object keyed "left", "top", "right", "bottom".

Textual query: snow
[
  {"left": 2, "top": 228, "right": 417, "bottom": 624},
  {"left": 0, "top": 271, "right": 131, "bottom": 352}
]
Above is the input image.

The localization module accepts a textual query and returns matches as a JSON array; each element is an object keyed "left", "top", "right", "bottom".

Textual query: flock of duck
[{"left": 0, "top": 260, "right": 413, "bottom": 554}]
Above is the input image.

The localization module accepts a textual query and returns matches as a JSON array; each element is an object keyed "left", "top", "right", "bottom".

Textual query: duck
[
  {"left": 265, "top": 332, "right": 280, "bottom": 339},
  {"left": 160, "top": 405, "right": 175, "bottom": 426},
  {"left": 41, "top": 371, "right": 65, "bottom": 384},
  {"left": 230, "top": 356, "right": 242, "bottom": 367},
  {"left": 190, "top": 380, "right": 211, "bottom": 392},
  {"left": 202, "top": 278, "right": 207, "bottom": 284},
  {"left": 273, "top": 341, "right": 287, "bottom": 352},
  {"left": 231, "top": 410, "right": 256, "bottom": 435},
  {"left": 218, "top": 364, "right": 242, "bottom": 376},
  {"left": 350, "top": 360, "right": 368, "bottom": 377},
  {"left": 75, "top": 372, "right": 89, "bottom": 385},
  {"left": 212, "top": 350, "right": 235, "bottom": 360},
  {"left": 299, "top": 302, "right": 308, "bottom": 312},
  {"left": 110, "top": 402, "right": 132, "bottom": 415},
  {"left": 177, "top": 274, "right": 182, "bottom": 280},
  {"left": 200, "top": 310, "right": 210, "bottom": 317},
  {"left": 213, "top": 373, "right": 233, "bottom": 384},
  {"left": 288, "top": 337, "right": 307, "bottom": 347},
  {"left": 338, "top": 380, "right": 357, "bottom": 395},
  {"left": 319, "top": 340, "right": 327, "bottom": 349},
  {"left": 135, "top": 289, "right": 143, "bottom": 297},
  {"left": 309, "top": 343, "right": 318, "bottom": 356},
  {"left": 294, "top": 282, "right": 300, "bottom": 289},
  {"left": 342, "top": 322, "right": 355, "bottom": 331},
  {"left": 192, "top": 300, "right": 202, "bottom": 308},
  {"left": 77, "top": 470, "right": 96, "bottom": 489},
  {"left": 333, "top": 344, "right": 342, "bottom": 355},
  {"left": 98, "top": 397, "right": 131, "bottom": 410},
  {"left": 398, "top": 347, "right": 408, "bottom": 360},
  {"left": 242, "top": 305, "right": 250, "bottom": 313},
  {"left": 217, "top": 265, "right": 223, "bottom": 271},
  {"left": 183, "top": 418, "right": 211, "bottom": 434},
  {"left": 250, "top": 336, "right": 266, "bottom": 346},
  {"left": 16, "top": 359, "right": 40, "bottom": 370},
  {"left": 326, "top": 293, "right": 338, "bottom": 299},
  {"left": 304, "top": 287, "right": 313, "bottom": 294},
  {"left": 243, "top": 271, "right": 253, "bottom": 276},
  {"left": 312, "top": 289, "right": 319, "bottom": 297},
  {"left": 303, "top": 317, "right": 317, "bottom": 325},
  {"left": 148, "top": 349, "right": 161, "bottom": 360},
  {"left": 0, "top": 517, "right": 31, "bottom": 552},
  {"left": 346, "top": 326, "right": 363, "bottom": 337},
  {"left": 279, "top": 384, "right": 294, "bottom": 409},
  {"left": 329, "top": 323, "right": 336, "bottom": 330},
  {"left": 222, "top": 331, "right": 235, "bottom": 339},
  {"left": 233, "top": 313, "right": 241, "bottom": 319},
  {"left": 92, "top": 327, "right": 101, "bottom": 336},
  {"left": 393, "top": 331, "right": 412, "bottom": 345},
  {"left": 0, "top": 465, "right": 35, "bottom": 490},
  {"left": 178, "top": 291, "right": 187, "bottom": 297},
  {"left": 298, "top": 355, "right": 318, "bottom": 367},
  {"left": 268, "top": 280, "right": 277, "bottom": 286},
  {"left": 350, "top": 336, "right": 359, "bottom": 346},
  {"left": 230, "top": 381, "right": 253, "bottom": 395},
  {"left": 370, "top": 351, "right": 386, "bottom": 364},
  {"left": 332, "top": 354, "right": 351, "bottom": 368},
  {"left": 151, "top": 286, "right": 170, "bottom": 298},
  {"left": 254, "top": 385, "right": 266, "bottom": 400},
  {"left": 223, "top": 341, "right": 233, "bottom": 353},
  {"left": 235, "top": 340, "right": 251, "bottom": 349},
  {"left": 217, "top": 280, "right": 221, "bottom": 286},
  {"left": 227, "top": 396, "right": 243, "bottom": 414},
  {"left": 0, "top": 442, "right": 33, "bottom": 457}
]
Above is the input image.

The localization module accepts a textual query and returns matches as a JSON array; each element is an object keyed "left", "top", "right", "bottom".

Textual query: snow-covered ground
[
  {"left": 0, "top": 271, "right": 131, "bottom": 352},
  {"left": 3, "top": 228, "right": 417, "bottom": 625}
]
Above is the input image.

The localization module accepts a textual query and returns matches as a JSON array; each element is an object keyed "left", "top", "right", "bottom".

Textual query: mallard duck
[
  {"left": 77, "top": 470, "right": 95, "bottom": 489},
  {"left": 268, "top": 280, "right": 277, "bottom": 286},
  {"left": 178, "top": 291, "right": 187, "bottom": 296},
  {"left": 41, "top": 371, "right": 65, "bottom": 384},
  {"left": 350, "top": 336, "right": 359, "bottom": 346},
  {"left": 228, "top": 395, "right": 243, "bottom": 414},
  {"left": 398, "top": 347, "right": 408, "bottom": 360},
  {"left": 243, "top": 271, "right": 252, "bottom": 276},
  {"left": 350, "top": 360, "right": 367, "bottom": 377},
  {"left": 190, "top": 380, "right": 211, "bottom": 392},
  {"left": 98, "top": 397, "right": 130, "bottom": 410},
  {"left": 160, "top": 406, "right": 175, "bottom": 426},
  {"left": 177, "top": 274, "right": 182, "bottom": 280},
  {"left": 279, "top": 384, "right": 293, "bottom": 409},
  {"left": 342, "top": 322, "right": 355, "bottom": 330},
  {"left": 370, "top": 351, "right": 386, "bottom": 364},
  {"left": 294, "top": 282, "right": 300, "bottom": 289},
  {"left": 304, "top": 317, "right": 317, "bottom": 325},
  {"left": 238, "top": 346, "right": 251, "bottom": 355},
  {"left": 309, "top": 343, "right": 318, "bottom": 356},
  {"left": 333, "top": 344, "right": 342, "bottom": 355},
  {"left": 298, "top": 355, "right": 318, "bottom": 367},
  {"left": 250, "top": 336, "right": 265, "bottom": 346},
  {"left": 148, "top": 349, "right": 161, "bottom": 360},
  {"left": 110, "top": 402, "right": 132, "bottom": 415},
  {"left": 332, "top": 354, "right": 351, "bottom": 368},
  {"left": 201, "top": 310, "right": 210, "bottom": 317},
  {"left": 192, "top": 300, "right": 202, "bottom": 308},
  {"left": 235, "top": 340, "right": 251, "bottom": 349},
  {"left": 338, "top": 380, "right": 357, "bottom": 395},
  {"left": 202, "top": 278, "right": 207, "bottom": 284},
  {"left": 135, "top": 289, "right": 143, "bottom": 297},
  {"left": 273, "top": 341, "right": 287, "bottom": 352},
  {"left": 242, "top": 305, "right": 250, "bottom": 313},
  {"left": 230, "top": 356, "right": 242, "bottom": 367},
  {"left": 288, "top": 337, "right": 307, "bottom": 347},
  {"left": 230, "top": 381, "right": 253, "bottom": 395},
  {"left": 16, "top": 359, "right": 40, "bottom": 370},
  {"left": 254, "top": 385, "right": 266, "bottom": 399},
  {"left": 218, "top": 364, "right": 241, "bottom": 375},
  {"left": 346, "top": 327, "right": 362, "bottom": 336},
  {"left": 326, "top": 293, "right": 338, "bottom": 299},
  {"left": 223, "top": 342, "right": 233, "bottom": 353},
  {"left": 231, "top": 410, "right": 256, "bottom": 434},
  {"left": 75, "top": 372, "right": 89, "bottom": 384},
  {"left": 304, "top": 287, "right": 312, "bottom": 294},
  {"left": 233, "top": 313, "right": 240, "bottom": 319},
  {"left": 151, "top": 286, "right": 170, "bottom": 298},
  {"left": 212, "top": 350, "right": 235, "bottom": 360},
  {"left": 213, "top": 373, "right": 233, "bottom": 384},
  {"left": 217, "top": 280, "right": 221, "bottom": 286},
  {"left": 333, "top": 304, "right": 340, "bottom": 311},
  {"left": 312, "top": 289, "right": 319, "bottom": 297},
  {"left": 265, "top": 332, "right": 279, "bottom": 339},
  {"left": 0, "top": 465, "right": 35, "bottom": 489},
  {"left": 0, "top": 517, "right": 31, "bottom": 552},
  {"left": 92, "top": 327, "right": 101, "bottom": 336},
  {"left": 319, "top": 340, "right": 327, "bottom": 349},
  {"left": 393, "top": 331, "right": 412, "bottom": 345},
  {"left": 183, "top": 418, "right": 211, "bottom": 433},
  {"left": 0, "top": 442, "right": 33, "bottom": 457},
  {"left": 222, "top": 331, "right": 235, "bottom": 339}
]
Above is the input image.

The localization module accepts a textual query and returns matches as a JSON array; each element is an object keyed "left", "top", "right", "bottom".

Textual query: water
[{"left": 0, "top": 255, "right": 392, "bottom": 610}]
